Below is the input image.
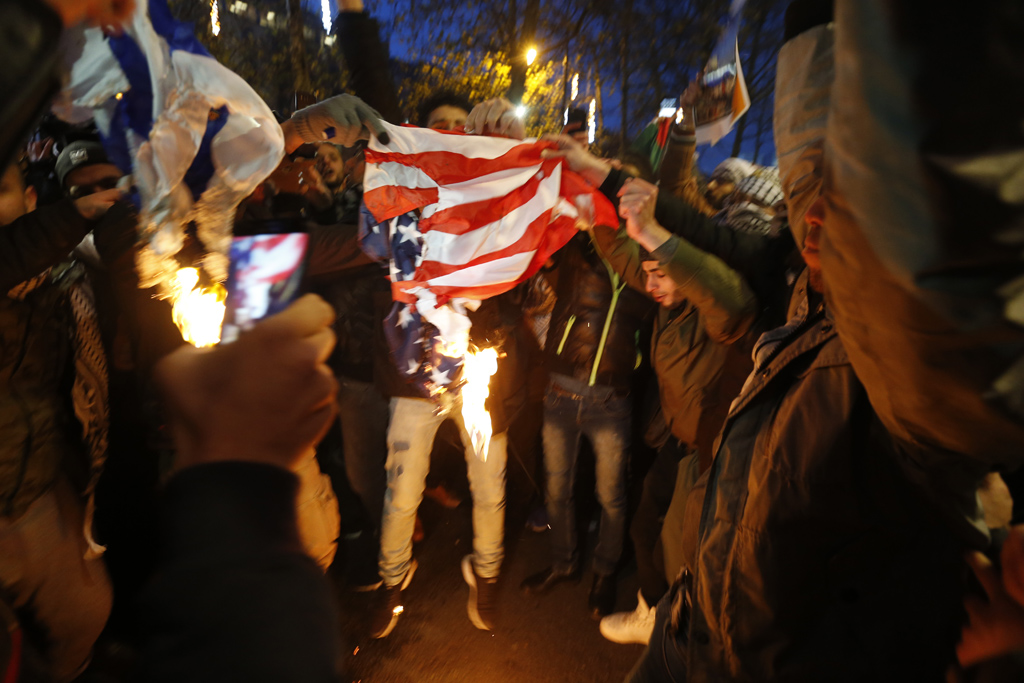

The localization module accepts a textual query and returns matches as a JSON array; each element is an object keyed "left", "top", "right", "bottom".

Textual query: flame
[
  {"left": 168, "top": 268, "right": 226, "bottom": 348},
  {"left": 461, "top": 347, "right": 499, "bottom": 461}
]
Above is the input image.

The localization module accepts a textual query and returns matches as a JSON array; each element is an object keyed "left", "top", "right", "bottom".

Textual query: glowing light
[
  {"left": 515, "top": 105, "right": 526, "bottom": 118},
  {"left": 571, "top": 73, "right": 579, "bottom": 101},
  {"left": 676, "top": 108, "right": 684, "bottom": 124},
  {"left": 320, "top": 0, "right": 332, "bottom": 33},
  {"left": 168, "top": 268, "right": 226, "bottom": 348},
  {"left": 210, "top": 0, "right": 220, "bottom": 36},
  {"left": 325, "top": 35, "right": 336, "bottom": 46},
  {"left": 114, "top": 92, "right": 123, "bottom": 101},
  {"left": 461, "top": 347, "right": 499, "bottom": 461},
  {"left": 266, "top": 10, "right": 274, "bottom": 21},
  {"left": 392, "top": 605, "right": 404, "bottom": 616},
  {"left": 563, "top": 107, "right": 568, "bottom": 125},
  {"left": 525, "top": 47, "right": 537, "bottom": 66},
  {"left": 587, "top": 98, "right": 596, "bottom": 145}
]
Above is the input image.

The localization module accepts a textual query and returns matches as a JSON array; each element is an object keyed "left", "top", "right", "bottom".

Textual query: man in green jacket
[{"left": 574, "top": 158, "right": 793, "bottom": 645}]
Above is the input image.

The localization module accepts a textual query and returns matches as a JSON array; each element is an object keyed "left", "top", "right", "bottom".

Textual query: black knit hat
[{"left": 784, "top": 0, "right": 834, "bottom": 42}]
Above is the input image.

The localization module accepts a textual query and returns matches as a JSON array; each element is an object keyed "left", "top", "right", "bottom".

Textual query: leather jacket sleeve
[
  {"left": 657, "top": 124, "right": 717, "bottom": 217},
  {"left": 0, "top": 199, "right": 90, "bottom": 292},
  {"left": 336, "top": 10, "right": 402, "bottom": 123}
]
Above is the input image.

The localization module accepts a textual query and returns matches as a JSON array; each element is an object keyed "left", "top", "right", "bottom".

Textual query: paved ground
[{"left": 331, "top": 491, "right": 647, "bottom": 683}]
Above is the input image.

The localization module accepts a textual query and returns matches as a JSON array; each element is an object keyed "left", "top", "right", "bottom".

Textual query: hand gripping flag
[
  {"left": 361, "top": 122, "right": 618, "bottom": 396},
  {"left": 56, "top": 0, "right": 284, "bottom": 288}
]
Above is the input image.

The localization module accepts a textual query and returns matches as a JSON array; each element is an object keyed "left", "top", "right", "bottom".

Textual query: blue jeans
[
  {"left": 378, "top": 395, "right": 507, "bottom": 586},
  {"left": 336, "top": 377, "right": 388, "bottom": 533},
  {"left": 624, "top": 586, "right": 688, "bottom": 683},
  {"left": 542, "top": 373, "right": 631, "bottom": 577}
]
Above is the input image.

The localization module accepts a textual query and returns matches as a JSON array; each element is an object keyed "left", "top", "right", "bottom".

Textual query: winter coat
[
  {"left": 666, "top": 1, "right": 1024, "bottom": 679},
  {"left": 590, "top": 224, "right": 757, "bottom": 465},
  {"left": 0, "top": 270, "right": 81, "bottom": 519},
  {"left": 545, "top": 232, "right": 655, "bottom": 394},
  {"left": 0, "top": 202, "right": 95, "bottom": 518},
  {"left": 676, "top": 283, "right": 968, "bottom": 681}
]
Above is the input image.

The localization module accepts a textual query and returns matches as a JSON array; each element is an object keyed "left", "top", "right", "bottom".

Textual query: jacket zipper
[
  {"left": 590, "top": 260, "right": 626, "bottom": 387},
  {"left": 555, "top": 314, "right": 576, "bottom": 355}
]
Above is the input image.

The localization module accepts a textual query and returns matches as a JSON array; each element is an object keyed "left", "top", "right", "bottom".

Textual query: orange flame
[
  {"left": 168, "top": 267, "right": 226, "bottom": 347},
  {"left": 461, "top": 347, "right": 499, "bottom": 461}
]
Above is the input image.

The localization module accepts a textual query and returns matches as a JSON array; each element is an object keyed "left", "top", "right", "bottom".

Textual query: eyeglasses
[{"left": 67, "top": 176, "right": 120, "bottom": 199}]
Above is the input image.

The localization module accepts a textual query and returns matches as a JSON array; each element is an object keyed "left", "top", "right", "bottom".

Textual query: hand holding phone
[{"left": 221, "top": 226, "right": 311, "bottom": 344}]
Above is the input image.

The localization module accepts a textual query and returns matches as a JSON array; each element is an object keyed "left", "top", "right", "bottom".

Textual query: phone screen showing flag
[{"left": 220, "top": 232, "right": 309, "bottom": 344}]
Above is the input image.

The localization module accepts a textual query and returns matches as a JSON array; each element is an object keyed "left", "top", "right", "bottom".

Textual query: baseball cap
[{"left": 55, "top": 140, "right": 110, "bottom": 188}]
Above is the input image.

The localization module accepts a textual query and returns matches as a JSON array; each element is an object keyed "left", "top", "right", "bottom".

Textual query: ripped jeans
[{"left": 378, "top": 395, "right": 507, "bottom": 587}]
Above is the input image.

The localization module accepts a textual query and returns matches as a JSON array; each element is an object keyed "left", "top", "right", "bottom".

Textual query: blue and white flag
[{"left": 57, "top": 0, "right": 284, "bottom": 288}]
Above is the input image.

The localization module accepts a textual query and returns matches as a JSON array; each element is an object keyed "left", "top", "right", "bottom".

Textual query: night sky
[{"left": 314, "top": 0, "right": 775, "bottom": 173}]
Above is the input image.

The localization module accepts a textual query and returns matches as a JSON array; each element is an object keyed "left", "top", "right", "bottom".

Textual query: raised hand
[
  {"left": 464, "top": 97, "right": 526, "bottom": 140},
  {"left": 155, "top": 294, "right": 338, "bottom": 473},
  {"left": 288, "top": 94, "right": 390, "bottom": 150}
]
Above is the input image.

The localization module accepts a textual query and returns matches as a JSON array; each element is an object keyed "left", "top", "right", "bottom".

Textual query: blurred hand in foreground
[
  {"left": 958, "top": 526, "right": 1024, "bottom": 667},
  {"left": 155, "top": 294, "right": 338, "bottom": 473}
]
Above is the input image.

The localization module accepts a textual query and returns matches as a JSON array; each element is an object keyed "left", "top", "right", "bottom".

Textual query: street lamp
[
  {"left": 210, "top": 0, "right": 220, "bottom": 36},
  {"left": 526, "top": 47, "right": 537, "bottom": 66}
]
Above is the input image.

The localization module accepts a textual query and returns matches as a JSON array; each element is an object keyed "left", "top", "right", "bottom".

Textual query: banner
[{"left": 694, "top": 1, "right": 751, "bottom": 146}]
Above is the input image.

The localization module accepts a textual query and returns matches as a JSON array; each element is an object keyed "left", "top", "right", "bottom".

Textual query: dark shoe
[
  {"left": 589, "top": 574, "right": 617, "bottom": 619},
  {"left": 369, "top": 560, "right": 417, "bottom": 639},
  {"left": 520, "top": 566, "right": 580, "bottom": 595},
  {"left": 462, "top": 555, "right": 497, "bottom": 630},
  {"left": 370, "top": 584, "right": 404, "bottom": 639},
  {"left": 525, "top": 506, "right": 550, "bottom": 533},
  {"left": 346, "top": 531, "right": 383, "bottom": 592}
]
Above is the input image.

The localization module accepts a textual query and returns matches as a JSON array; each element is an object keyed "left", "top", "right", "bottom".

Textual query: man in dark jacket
[
  {"left": 521, "top": 221, "right": 656, "bottom": 618},
  {"left": 0, "top": 160, "right": 121, "bottom": 682},
  {"left": 610, "top": 1, "right": 1024, "bottom": 680},
  {"left": 586, "top": 176, "right": 792, "bottom": 645}
]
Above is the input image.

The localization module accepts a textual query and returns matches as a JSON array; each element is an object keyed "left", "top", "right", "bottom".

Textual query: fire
[
  {"left": 461, "top": 347, "right": 499, "bottom": 461},
  {"left": 168, "top": 267, "right": 226, "bottom": 347}
]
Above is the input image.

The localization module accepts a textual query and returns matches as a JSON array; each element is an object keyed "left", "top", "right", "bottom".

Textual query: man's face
[
  {"left": 426, "top": 105, "right": 469, "bottom": 131},
  {"left": 642, "top": 262, "right": 685, "bottom": 309},
  {"left": 705, "top": 178, "right": 736, "bottom": 209},
  {"left": 0, "top": 165, "right": 36, "bottom": 227},
  {"left": 65, "top": 163, "right": 122, "bottom": 199},
  {"left": 316, "top": 144, "right": 344, "bottom": 187},
  {"left": 802, "top": 197, "right": 825, "bottom": 293}
]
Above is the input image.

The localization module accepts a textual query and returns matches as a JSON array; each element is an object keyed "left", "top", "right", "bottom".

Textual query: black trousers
[{"left": 630, "top": 438, "right": 686, "bottom": 605}]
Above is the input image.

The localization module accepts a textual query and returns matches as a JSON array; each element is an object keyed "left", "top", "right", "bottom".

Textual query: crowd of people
[{"left": 2, "top": 0, "right": 1024, "bottom": 681}]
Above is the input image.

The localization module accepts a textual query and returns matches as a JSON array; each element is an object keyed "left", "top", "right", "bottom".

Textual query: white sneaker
[{"left": 599, "top": 590, "right": 656, "bottom": 645}]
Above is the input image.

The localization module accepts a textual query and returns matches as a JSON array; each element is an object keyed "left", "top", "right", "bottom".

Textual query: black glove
[{"left": 290, "top": 94, "right": 390, "bottom": 146}]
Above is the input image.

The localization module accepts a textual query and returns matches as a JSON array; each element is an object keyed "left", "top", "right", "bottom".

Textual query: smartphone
[{"left": 220, "top": 219, "right": 310, "bottom": 344}]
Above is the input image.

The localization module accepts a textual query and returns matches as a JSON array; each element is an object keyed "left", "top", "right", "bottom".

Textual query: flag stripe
[
  {"left": 420, "top": 162, "right": 560, "bottom": 238},
  {"left": 418, "top": 207, "right": 556, "bottom": 279},
  {"left": 367, "top": 144, "right": 552, "bottom": 188}
]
